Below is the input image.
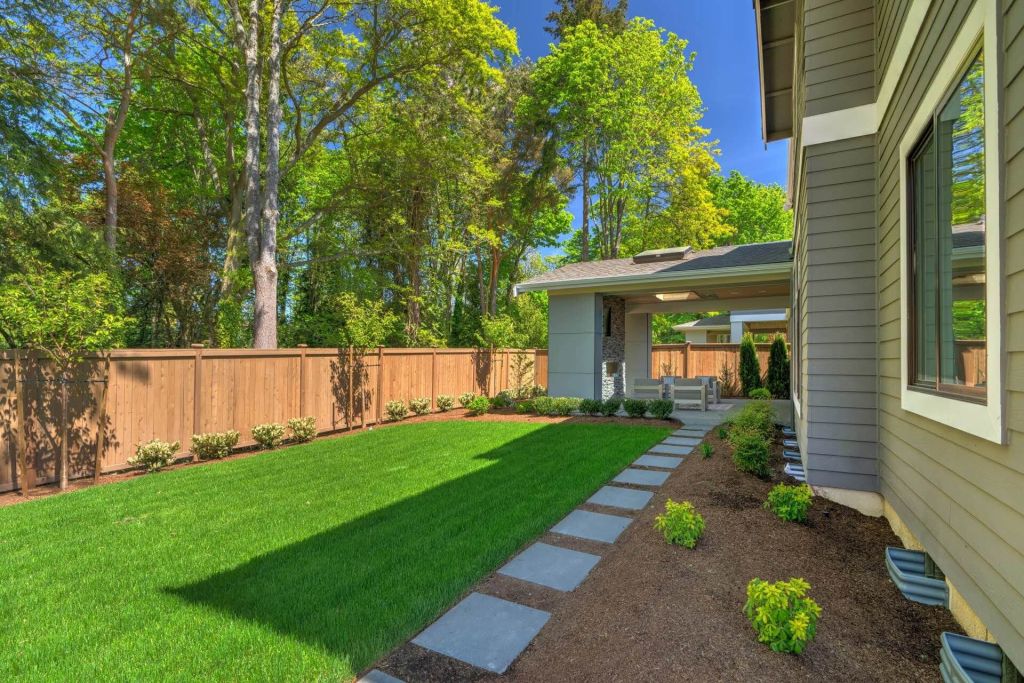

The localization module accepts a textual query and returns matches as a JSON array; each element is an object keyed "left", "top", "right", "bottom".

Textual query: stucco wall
[{"left": 547, "top": 292, "right": 601, "bottom": 399}]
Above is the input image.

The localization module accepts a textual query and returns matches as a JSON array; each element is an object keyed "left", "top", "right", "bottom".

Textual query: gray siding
[
  {"left": 875, "top": 0, "right": 1024, "bottom": 666},
  {"left": 547, "top": 293, "right": 601, "bottom": 399},
  {"left": 875, "top": 0, "right": 910, "bottom": 85},
  {"left": 805, "top": 0, "right": 876, "bottom": 116}
]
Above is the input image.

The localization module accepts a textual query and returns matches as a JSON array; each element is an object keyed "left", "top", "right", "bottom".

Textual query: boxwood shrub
[
  {"left": 648, "top": 399, "right": 674, "bottom": 420},
  {"left": 579, "top": 398, "right": 602, "bottom": 415},
  {"left": 731, "top": 432, "right": 771, "bottom": 478},
  {"left": 623, "top": 398, "right": 648, "bottom": 418},
  {"left": 600, "top": 397, "right": 621, "bottom": 416},
  {"left": 465, "top": 395, "right": 491, "bottom": 416}
]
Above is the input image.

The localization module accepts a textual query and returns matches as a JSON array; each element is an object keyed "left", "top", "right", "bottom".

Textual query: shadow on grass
[{"left": 165, "top": 421, "right": 663, "bottom": 673}]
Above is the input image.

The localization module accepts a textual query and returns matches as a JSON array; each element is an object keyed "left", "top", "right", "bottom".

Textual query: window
[
  {"left": 907, "top": 49, "right": 987, "bottom": 402},
  {"left": 792, "top": 284, "right": 800, "bottom": 403}
]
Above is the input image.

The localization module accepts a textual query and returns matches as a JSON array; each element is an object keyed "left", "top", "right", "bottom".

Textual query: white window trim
[{"left": 898, "top": 0, "right": 1005, "bottom": 444}]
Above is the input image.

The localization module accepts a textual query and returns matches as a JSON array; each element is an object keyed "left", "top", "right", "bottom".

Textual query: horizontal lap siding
[
  {"left": 805, "top": 0, "right": 876, "bottom": 115},
  {"left": 876, "top": 0, "right": 1024, "bottom": 665},
  {"left": 803, "top": 135, "right": 879, "bottom": 491},
  {"left": 875, "top": 0, "right": 910, "bottom": 85}
]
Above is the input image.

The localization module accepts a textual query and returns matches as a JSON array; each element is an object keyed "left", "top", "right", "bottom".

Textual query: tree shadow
[{"left": 329, "top": 348, "right": 373, "bottom": 430}]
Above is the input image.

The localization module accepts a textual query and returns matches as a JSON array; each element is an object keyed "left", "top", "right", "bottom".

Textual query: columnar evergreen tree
[
  {"left": 765, "top": 334, "right": 790, "bottom": 399},
  {"left": 739, "top": 333, "right": 763, "bottom": 397}
]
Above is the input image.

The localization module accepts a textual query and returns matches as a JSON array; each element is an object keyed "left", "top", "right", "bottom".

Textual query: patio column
[
  {"left": 730, "top": 318, "right": 744, "bottom": 343},
  {"left": 624, "top": 312, "right": 651, "bottom": 393}
]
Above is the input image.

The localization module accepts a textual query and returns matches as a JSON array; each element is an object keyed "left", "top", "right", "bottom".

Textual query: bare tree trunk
[
  {"left": 101, "top": 6, "right": 138, "bottom": 253},
  {"left": 59, "top": 376, "right": 69, "bottom": 490}
]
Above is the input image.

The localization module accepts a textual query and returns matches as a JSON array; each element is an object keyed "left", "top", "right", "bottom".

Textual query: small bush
[
  {"left": 457, "top": 392, "right": 476, "bottom": 408},
  {"left": 579, "top": 398, "right": 602, "bottom": 415},
  {"left": 516, "top": 399, "right": 534, "bottom": 414},
  {"left": 766, "top": 483, "right": 813, "bottom": 523},
  {"left": 600, "top": 397, "right": 621, "bottom": 416},
  {"left": 654, "top": 500, "right": 705, "bottom": 548},
  {"left": 744, "top": 577, "right": 821, "bottom": 654},
  {"left": 532, "top": 396, "right": 554, "bottom": 415},
  {"left": 623, "top": 398, "right": 648, "bottom": 418},
  {"left": 287, "top": 417, "right": 317, "bottom": 443},
  {"left": 730, "top": 402, "right": 775, "bottom": 442},
  {"left": 489, "top": 391, "right": 514, "bottom": 409},
  {"left": 384, "top": 400, "right": 408, "bottom": 422},
  {"left": 465, "top": 395, "right": 491, "bottom": 416},
  {"left": 731, "top": 432, "right": 771, "bottom": 477},
  {"left": 648, "top": 399, "right": 674, "bottom": 420},
  {"left": 409, "top": 397, "right": 431, "bottom": 416},
  {"left": 717, "top": 425, "right": 729, "bottom": 440},
  {"left": 531, "top": 385, "right": 547, "bottom": 397},
  {"left": 700, "top": 442, "right": 714, "bottom": 459},
  {"left": 749, "top": 387, "right": 772, "bottom": 401},
  {"left": 129, "top": 439, "right": 180, "bottom": 472},
  {"left": 436, "top": 394, "right": 455, "bottom": 412},
  {"left": 739, "top": 333, "right": 763, "bottom": 396},
  {"left": 766, "top": 334, "right": 790, "bottom": 399},
  {"left": 252, "top": 423, "right": 286, "bottom": 448},
  {"left": 550, "top": 396, "right": 580, "bottom": 416},
  {"left": 191, "top": 430, "right": 240, "bottom": 460}
]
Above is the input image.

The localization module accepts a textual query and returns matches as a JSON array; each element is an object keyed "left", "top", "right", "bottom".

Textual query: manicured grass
[{"left": 0, "top": 420, "right": 669, "bottom": 681}]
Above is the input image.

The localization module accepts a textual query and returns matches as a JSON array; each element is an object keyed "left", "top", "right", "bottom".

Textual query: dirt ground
[{"left": 374, "top": 428, "right": 960, "bottom": 683}]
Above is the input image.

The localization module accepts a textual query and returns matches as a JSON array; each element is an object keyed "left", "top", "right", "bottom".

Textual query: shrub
[
  {"left": 766, "top": 483, "right": 813, "bottom": 523},
  {"left": 739, "top": 333, "right": 763, "bottom": 396},
  {"left": 384, "top": 400, "right": 408, "bottom": 422},
  {"left": 532, "top": 396, "right": 554, "bottom": 415},
  {"left": 457, "top": 392, "right": 476, "bottom": 408},
  {"left": 766, "top": 334, "right": 791, "bottom": 399},
  {"left": 436, "top": 394, "right": 455, "bottom": 412},
  {"left": 287, "top": 417, "right": 317, "bottom": 443},
  {"left": 191, "top": 430, "right": 240, "bottom": 460},
  {"left": 719, "top": 362, "right": 741, "bottom": 398},
  {"left": 623, "top": 398, "right": 648, "bottom": 418},
  {"left": 408, "top": 397, "right": 431, "bottom": 416},
  {"left": 579, "top": 398, "right": 602, "bottom": 415},
  {"left": 700, "top": 442, "right": 714, "bottom": 459},
  {"left": 531, "top": 385, "right": 547, "bottom": 397},
  {"left": 599, "top": 397, "right": 621, "bottom": 416},
  {"left": 648, "top": 399, "right": 674, "bottom": 420},
  {"left": 730, "top": 402, "right": 775, "bottom": 442},
  {"left": 489, "top": 391, "right": 514, "bottom": 409},
  {"left": 749, "top": 387, "right": 772, "bottom": 401},
  {"left": 654, "top": 500, "right": 705, "bottom": 548},
  {"left": 717, "top": 425, "right": 729, "bottom": 440},
  {"left": 465, "top": 395, "right": 491, "bottom": 416},
  {"left": 731, "top": 432, "right": 771, "bottom": 477},
  {"left": 252, "top": 423, "right": 286, "bottom": 448},
  {"left": 744, "top": 578, "right": 821, "bottom": 654},
  {"left": 516, "top": 399, "right": 534, "bottom": 414},
  {"left": 550, "top": 396, "right": 580, "bottom": 416},
  {"left": 129, "top": 439, "right": 180, "bottom": 472}
]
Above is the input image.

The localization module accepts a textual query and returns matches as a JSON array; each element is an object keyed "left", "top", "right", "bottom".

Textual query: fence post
[
  {"left": 93, "top": 353, "right": 111, "bottom": 484},
  {"left": 431, "top": 349, "right": 438, "bottom": 410},
  {"left": 376, "top": 346, "right": 384, "bottom": 424},
  {"left": 14, "top": 349, "right": 30, "bottom": 494},
  {"left": 504, "top": 349, "right": 510, "bottom": 393},
  {"left": 683, "top": 342, "right": 690, "bottom": 378},
  {"left": 297, "top": 344, "right": 308, "bottom": 418},
  {"left": 347, "top": 346, "right": 355, "bottom": 429},
  {"left": 191, "top": 344, "right": 203, "bottom": 460}
]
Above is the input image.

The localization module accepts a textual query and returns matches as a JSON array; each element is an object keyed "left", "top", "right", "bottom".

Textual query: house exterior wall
[
  {"left": 601, "top": 296, "right": 626, "bottom": 399},
  {"left": 805, "top": 0, "right": 876, "bottom": 115},
  {"left": 624, "top": 313, "right": 651, "bottom": 391},
  {"left": 547, "top": 292, "right": 601, "bottom": 399}
]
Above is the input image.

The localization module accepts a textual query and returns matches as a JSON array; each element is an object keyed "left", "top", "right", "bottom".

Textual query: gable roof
[{"left": 675, "top": 313, "right": 731, "bottom": 329}]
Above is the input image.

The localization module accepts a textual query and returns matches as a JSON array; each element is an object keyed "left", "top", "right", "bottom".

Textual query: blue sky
[{"left": 493, "top": 1, "right": 790, "bottom": 250}]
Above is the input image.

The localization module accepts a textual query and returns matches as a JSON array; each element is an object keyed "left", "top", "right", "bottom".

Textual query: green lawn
[{"left": 0, "top": 420, "right": 669, "bottom": 681}]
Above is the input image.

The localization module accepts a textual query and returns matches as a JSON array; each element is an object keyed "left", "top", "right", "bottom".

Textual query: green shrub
[
  {"left": 457, "top": 392, "right": 476, "bottom": 408},
  {"left": 623, "top": 398, "right": 648, "bottom": 418},
  {"left": 749, "top": 387, "right": 772, "bottom": 401},
  {"left": 731, "top": 432, "right": 771, "bottom": 477},
  {"left": 531, "top": 385, "right": 547, "bottom": 397},
  {"left": 465, "top": 395, "right": 491, "bottom": 416},
  {"left": 700, "top": 442, "right": 714, "bottom": 459},
  {"left": 654, "top": 500, "right": 705, "bottom": 548},
  {"left": 730, "top": 402, "right": 775, "bottom": 442},
  {"left": 765, "top": 483, "right": 813, "bottom": 523},
  {"left": 436, "top": 394, "right": 455, "bottom": 412},
  {"left": 550, "top": 397, "right": 580, "bottom": 416},
  {"left": 384, "top": 400, "right": 408, "bottom": 422},
  {"left": 599, "top": 397, "right": 621, "bottom": 416},
  {"left": 191, "top": 430, "right": 240, "bottom": 460},
  {"left": 717, "top": 425, "right": 729, "bottom": 440},
  {"left": 532, "top": 396, "right": 554, "bottom": 415},
  {"left": 765, "top": 334, "right": 790, "bottom": 399},
  {"left": 287, "top": 417, "right": 317, "bottom": 443},
  {"left": 489, "top": 391, "right": 514, "bottom": 409},
  {"left": 252, "top": 423, "right": 286, "bottom": 448},
  {"left": 739, "top": 333, "right": 763, "bottom": 396},
  {"left": 409, "top": 397, "right": 431, "bottom": 415},
  {"left": 744, "top": 577, "right": 821, "bottom": 654},
  {"left": 648, "top": 399, "right": 674, "bottom": 420},
  {"left": 516, "top": 399, "right": 534, "bottom": 414},
  {"left": 129, "top": 439, "right": 180, "bottom": 472},
  {"left": 579, "top": 398, "right": 602, "bottom": 415}
]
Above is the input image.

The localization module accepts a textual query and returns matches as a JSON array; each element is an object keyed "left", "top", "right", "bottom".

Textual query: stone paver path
[
  {"left": 551, "top": 509, "right": 632, "bottom": 543},
  {"left": 648, "top": 443, "right": 693, "bottom": 456},
  {"left": 586, "top": 485, "right": 653, "bottom": 510},
  {"left": 498, "top": 542, "right": 601, "bottom": 591},
  {"left": 358, "top": 670, "right": 405, "bottom": 683},
  {"left": 633, "top": 453, "right": 683, "bottom": 469},
  {"left": 663, "top": 436, "right": 701, "bottom": 447},
  {"left": 612, "top": 467, "right": 670, "bottom": 487}
]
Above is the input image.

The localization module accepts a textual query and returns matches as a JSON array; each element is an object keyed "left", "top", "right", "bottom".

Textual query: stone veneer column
[{"left": 600, "top": 296, "right": 626, "bottom": 399}]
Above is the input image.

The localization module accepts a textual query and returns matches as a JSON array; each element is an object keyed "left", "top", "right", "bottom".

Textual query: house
[
  {"left": 517, "top": 0, "right": 1023, "bottom": 669},
  {"left": 672, "top": 310, "right": 789, "bottom": 343}
]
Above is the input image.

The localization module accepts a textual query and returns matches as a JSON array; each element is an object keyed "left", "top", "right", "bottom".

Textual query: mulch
[{"left": 372, "top": 428, "right": 960, "bottom": 683}]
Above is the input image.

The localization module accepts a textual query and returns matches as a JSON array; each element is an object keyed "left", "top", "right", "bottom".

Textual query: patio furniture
[
  {"left": 671, "top": 380, "right": 707, "bottom": 412},
  {"left": 632, "top": 378, "right": 664, "bottom": 400},
  {"left": 694, "top": 375, "right": 721, "bottom": 403}
]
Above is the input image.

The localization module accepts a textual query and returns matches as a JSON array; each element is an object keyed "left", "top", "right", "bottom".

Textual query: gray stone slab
[
  {"left": 358, "top": 671, "right": 405, "bottom": 683},
  {"left": 673, "top": 429, "right": 706, "bottom": 437},
  {"left": 587, "top": 485, "right": 653, "bottom": 510},
  {"left": 613, "top": 467, "right": 670, "bottom": 487},
  {"left": 663, "top": 436, "right": 701, "bottom": 447},
  {"left": 633, "top": 454, "right": 683, "bottom": 469},
  {"left": 649, "top": 443, "right": 693, "bottom": 456},
  {"left": 498, "top": 542, "right": 600, "bottom": 591},
  {"left": 550, "top": 509, "right": 633, "bottom": 543},
  {"left": 412, "top": 592, "right": 550, "bottom": 673}
]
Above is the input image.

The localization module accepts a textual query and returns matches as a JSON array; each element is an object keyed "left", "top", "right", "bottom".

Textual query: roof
[
  {"left": 516, "top": 240, "right": 793, "bottom": 293},
  {"left": 755, "top": 0, "right": 795, "bottom": 142},
  {"left": 675, "top": 313, "right": 731, "bottom": 329}
]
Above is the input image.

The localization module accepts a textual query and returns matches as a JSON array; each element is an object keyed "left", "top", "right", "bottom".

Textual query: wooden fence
[{"left": 650, "top": 343, "right": 773, "bottom": 381}]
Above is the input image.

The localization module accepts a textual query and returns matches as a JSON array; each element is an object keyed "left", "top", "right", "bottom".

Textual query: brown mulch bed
[
  {"left": 0, "top": 410, "right": 680, "bottom": 508},
  {"left": 373, "top": 429, "right": 960, "bottom": 683}
]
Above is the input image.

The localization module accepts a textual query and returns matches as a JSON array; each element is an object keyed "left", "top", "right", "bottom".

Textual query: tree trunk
[
  {"left": 59, "top": 377, "right": 69, "bottom": 490},
  {"left": 100, "top": 7, "right": 137, "bottom": 253},
  {"left": 580, "top": 144, "right": 590, "bottom": 261}
]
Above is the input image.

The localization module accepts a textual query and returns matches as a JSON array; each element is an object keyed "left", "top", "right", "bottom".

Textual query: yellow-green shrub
[
  {"left": 191, "top": 430, "right": 240, "bottom": 459},
  {"left": 765, "top": 483, "right": 813, "bottom": 523},
  {"left": 287, "top": 417, "right": 317, "bottom": 443},
  {"left": 252, "top": 423, "right": 286, "bottom": 448},
  {"left": 743, "top": 577, "right": 821, "bottom": 654},
  {"left": 653, "top": 500, "right": 705, "bottom": 548},
  {"left": 129, "top": 439, "right": 180, "bottom": 472}
]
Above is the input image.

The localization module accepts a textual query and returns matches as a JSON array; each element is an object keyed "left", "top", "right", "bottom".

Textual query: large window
[{"left": 907, "top": 49, "right": 987, "bottom": 402}]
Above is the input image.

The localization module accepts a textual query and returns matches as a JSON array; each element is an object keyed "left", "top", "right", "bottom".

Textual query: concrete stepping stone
[
  {"left": 551, "top": 509, "right": 632, "bottom": 543},
  {"left": 498, "top": 542, "right": 600, "bottom": 591},
  {"left": 587, "top": 485, "right": 653, "bottom": 510},
  {"left": 613, "top": 467, "right": 670, "bottom": 487},
  {"left": 412, "top": 592, "right": 550, "bottom": 673},
  {"left": 649, "top": 443, "right": 692, "bottom": 456},
  {"left": 663, "top": 436, "right": 701, "bottom": 447},
  {"left": 673, "top": 429, "right": 706, "bottom": 437},
  {"left": 633, "top": 454, "right": 683, "bottom": 469},
  {"left": 358, "top": 671, "right": 404, "bottom": 683}
]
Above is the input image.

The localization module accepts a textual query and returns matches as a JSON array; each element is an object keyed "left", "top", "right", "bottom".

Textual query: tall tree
[
  {"left": 709, "top": 170, "right": 793, "bottom": 245},
  {"left": 545, "top": 0, "right": 629, "bottom": 39}
]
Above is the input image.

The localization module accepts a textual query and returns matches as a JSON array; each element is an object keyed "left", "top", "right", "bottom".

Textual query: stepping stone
[
  {"left": 649, "top": 443, "right": 692, "bottom": 456},
  {"left": 673, "top": 429, "right": 706, "bottom": 437},
  {"left": 551, "top": 509, "right": 632, "bottom": 543},
  {"left": 633, "top": 454, "right": 683, "bottom": 469},
  {"left": 412, "top": 592, "right": 550, "bottom": 673},
  {"left": 663, "top": 436, "right": 701, "bottom": 447},
  {"left": 498, "top": 542, "right": 600, "bottom": 591},
  {"left": 613, "top": 467, "right": 670, "bottom": 487},
  {"left": 358, "top": 671, "right": 404, "bottom": 683},
  {"left": 587, "top": 485, "right": 653, "bottom": 510}
]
